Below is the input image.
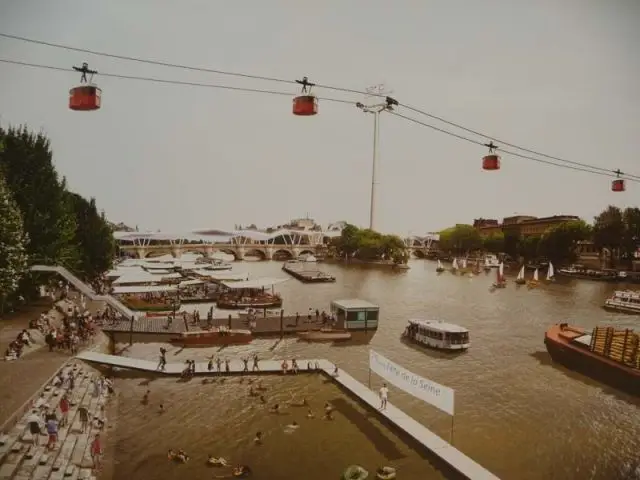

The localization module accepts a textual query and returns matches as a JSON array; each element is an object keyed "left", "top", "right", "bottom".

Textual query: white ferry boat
[
  {"left": 402, "top": 319, "right": 470, "bottom": 351},
  {"left": 603, "top": 290, "right": 640, "bottom": 314}
]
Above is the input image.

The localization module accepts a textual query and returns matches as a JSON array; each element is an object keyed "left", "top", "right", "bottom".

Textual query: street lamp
[{"left": 357, "top": 93, "right": 399, "bottom": 231}]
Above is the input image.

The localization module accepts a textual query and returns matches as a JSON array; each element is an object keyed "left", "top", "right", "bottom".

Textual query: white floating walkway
[{"left": 76, "top": 352, "right": 499, "bottom": 480}]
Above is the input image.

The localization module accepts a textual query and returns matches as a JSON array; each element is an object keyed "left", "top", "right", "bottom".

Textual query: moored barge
[{"left": 544, "top": 323, "right": 640, "bottom": 395}]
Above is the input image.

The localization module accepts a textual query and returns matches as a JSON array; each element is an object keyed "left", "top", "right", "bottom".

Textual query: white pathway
[{"left": 76, "top": 352, "right": 499, "bottom": 480}]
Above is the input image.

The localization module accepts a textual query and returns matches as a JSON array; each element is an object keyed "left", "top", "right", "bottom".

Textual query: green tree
[
  {"left": 593, "top": 206, "right": 625, "bottom": 267},
  {"left": 503, "top": 231, "right": 521, "bottom": 259},
  {"left": 482, "top": 232, "right": 505, "bottom": 254},
  {"left": 621, "top": 207, "right": 640, "bottom": 264},
  {"left": 439, "top": 224, "right": 482, "bottom": 254},
  {"left": 0, "top": 168, "right": 28, "bottom": 314},
  {"left": 518, "top": 235, "right": 541, "bottom": 261},
  {"left": 66, "top": 192, "right": 115, "bottom": 281},
  {"left": 331, "top": 224, "right": 406, "bottom": 262},
  {"left": 538, "top": 220, "right": 591, "bottom": 266}
]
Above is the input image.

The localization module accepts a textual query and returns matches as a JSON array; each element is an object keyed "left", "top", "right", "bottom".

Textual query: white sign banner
[{"left": 369, "top": 350, "right": 455, "bottom": 416}]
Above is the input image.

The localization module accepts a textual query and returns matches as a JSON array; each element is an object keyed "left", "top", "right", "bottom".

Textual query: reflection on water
[
  {"left": 119, "top": 260, "right": 640, "bottom": 479},
  {"left": 108, "top": 374, "right": 444, "bottom": 480}
]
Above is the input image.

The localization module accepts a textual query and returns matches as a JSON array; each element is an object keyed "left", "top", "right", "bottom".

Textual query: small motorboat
[
  {"left": 342, "top": 465, "right": 369, "bottom": 480},
  {"left": 376, "top": 466, "right": 397, "bottom": 480},
  {"left": 297, "top": 329, "right": 352, "bottom": 342},
  {"left": 232, "top": 465, "right": 252, "bottom": 478}
]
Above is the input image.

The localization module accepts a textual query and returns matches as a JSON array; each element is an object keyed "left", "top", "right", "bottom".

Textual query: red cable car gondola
[
  {"left": 69, "top": 62, "right": 101, "bottom": 111},
  {"left": 612, "top": 169, "right": 625, "bottom": 192},
  {"left": 482, "top": 141, "right": 500, "bottom": 171},
  {"left": 292, "top": 76, "right": 318, "bottom": 116}
]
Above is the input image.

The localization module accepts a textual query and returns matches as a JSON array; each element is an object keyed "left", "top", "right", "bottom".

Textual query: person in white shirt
[
  {"left": 379, "top": 383, "right": 389, "bottom": 410},
  {"left": 27, "top": 410, "right": 44, "bottom": 445}
]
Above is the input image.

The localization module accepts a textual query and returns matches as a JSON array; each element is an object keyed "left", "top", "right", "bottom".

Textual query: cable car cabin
[
  {"left": 612, "top": 179, "right": 625, "bottom": 192},
  {"left": 292, "top": 95, "right": 318, "bottom": 116},
  {"left": 482, "top": 154, "right": 500, "bottom": 171},
  {"left": 69, "top": 85, "right": 102, "bottom": 111}
]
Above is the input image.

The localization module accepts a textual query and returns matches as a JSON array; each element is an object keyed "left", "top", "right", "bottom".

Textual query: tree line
[
  {"left": 329, "top": 224, "right": 408, "bottom": 264},
  {"left": 439, "top": 206, "right": 640, "bottom": 267},
  {"left": 0, "top": 126, "right": 115, "bottom": 314}
]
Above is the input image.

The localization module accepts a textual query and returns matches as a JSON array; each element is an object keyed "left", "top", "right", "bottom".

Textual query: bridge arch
[
  {"left": 273, "top": 249, "right": 294, "bottom": 260},
  {"left": 182, "top": 249, "right": 206, "bottom": 257},
  {"left": 244, "top": 249, "right": 267, "bottom": 260},
  {"left": 298, "top": 249, "right": 315, "bottom": 258},
  {"left": 144, "top": 249, "right": 173, "bottom": 258},
  {"left": 412, "top": 249, "right": 426, "bottom": 259},
  {"left": 216, "top": 248, "right": 239, "bottom": 261}
]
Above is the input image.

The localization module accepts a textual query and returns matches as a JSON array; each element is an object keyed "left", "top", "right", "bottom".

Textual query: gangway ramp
[{"left": 30, "top": 265, "right": 141, "bottom": 319}]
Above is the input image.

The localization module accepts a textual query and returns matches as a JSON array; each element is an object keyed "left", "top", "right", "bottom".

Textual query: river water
[{"left": 109, "top": 260, "right": 640, "bottom": 480}]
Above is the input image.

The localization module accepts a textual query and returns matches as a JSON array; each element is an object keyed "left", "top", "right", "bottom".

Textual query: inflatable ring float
[
  {"left": 342, "top": 465, "right": 369, "bottom": 480},
  {"left": 232, "top": 465, "right": 252, "bottom": 478},
  {"left": 376, "top": 466, "right": 396, "bottom": 480}
]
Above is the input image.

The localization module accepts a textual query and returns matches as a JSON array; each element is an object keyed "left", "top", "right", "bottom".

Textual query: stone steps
[{"left": 0, "top": 364, "right": 107, "bottom": 480}]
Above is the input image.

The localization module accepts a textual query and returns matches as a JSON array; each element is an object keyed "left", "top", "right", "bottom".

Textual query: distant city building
[{"left": 474, "top": 215, "right": 580, "bottom": 238}]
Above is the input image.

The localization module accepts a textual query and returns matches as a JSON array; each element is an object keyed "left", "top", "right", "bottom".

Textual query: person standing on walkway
[
  {"left": 59, "top": 395, "right": 70, "bottom": 427},
  {"left": 46, "top": 417, "right": 58, "bottom": 450},
  {"left": 157, "top": 348, "right": 167, "bottom": 371},
  {"left": 91, "top": 433, "right": 103, "bottom": 470},
  {"left": 379, "top": 383, "right": 389, "bottom": 410},
  {"left": 252, "top": 354, "right": 260, "bottom": 371}
]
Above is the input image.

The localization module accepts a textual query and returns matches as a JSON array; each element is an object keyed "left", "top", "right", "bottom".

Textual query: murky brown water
[
  {"left": 111, "top": 260, "right": 640, "bottom": 480},
  {"left": 108, "top": 375, "right": 444, "bottom": 480}
]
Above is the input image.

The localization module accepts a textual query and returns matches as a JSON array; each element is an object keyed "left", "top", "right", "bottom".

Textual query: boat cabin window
[{"left": 445, "top": 331, "right": 469, "bottom": 344}]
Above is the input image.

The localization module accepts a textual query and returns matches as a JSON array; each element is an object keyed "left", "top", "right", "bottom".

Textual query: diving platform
[{"left": 75, "top": 352, "right": 499, "bottom": 480}]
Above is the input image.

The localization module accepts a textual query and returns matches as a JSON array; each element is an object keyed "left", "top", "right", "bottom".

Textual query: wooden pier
[
  {"left": 75, "top": 352, "right": 499, "bottom": 480},
  {"left": 101, "top": 313, "right": 341, "bottom": 338},
  {"left": 282, "top": 262, "right": 336, "bottom": 283}
]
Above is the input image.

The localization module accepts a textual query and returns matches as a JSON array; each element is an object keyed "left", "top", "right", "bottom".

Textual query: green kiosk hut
[{"left": 330, "top": 299, "right": 380, "bottom": 331}]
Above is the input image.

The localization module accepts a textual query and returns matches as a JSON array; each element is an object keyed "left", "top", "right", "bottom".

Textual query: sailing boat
[
  {"left": 492, "top": 262, "right": 507, "bottom": 288},
  {"left": 461, "top": 258, "right": 468, "bottom": 270},
  {"left": 515, "top": 265, "right": 526, "bottom": 285},
  {"left": 436, "top": 259, "right": 445, "bottom": 273},
  {"left": 546, "top": 262, "right": 555, "bottom": 282},
  {"left": 473, "top": 259, "right": 481, "bottom": 275},
  {"left": 451, "top": 258, "right": 459, "bottom": 273},
  {"left": 528, "top": 268, "right": 540, "bottom": 288}
]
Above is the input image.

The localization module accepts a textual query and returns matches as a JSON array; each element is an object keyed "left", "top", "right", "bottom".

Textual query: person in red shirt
[
  {"left": 90, "top": 433, "right": 102, "bottom": 470},
  {"left": 59, "top": 395, "right": 70, "bottom": 427}
]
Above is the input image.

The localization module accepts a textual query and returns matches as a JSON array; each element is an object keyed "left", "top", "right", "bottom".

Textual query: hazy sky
[{"left": 1, "top": 0, "right": 638, "bottom": 235}]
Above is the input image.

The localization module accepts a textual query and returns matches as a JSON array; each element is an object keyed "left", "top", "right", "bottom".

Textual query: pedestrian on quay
[
  {"left": 59, "top": 394, "right": 70, "bottom": 427},
  {"left": 252, "top": 354, "right": 260, "bottom": 371},
  {"left": 379, "top": 383, "right": 389, "bottom": 410},
  {"left": 243, "top": 358, "right": 249, "bottom": 372}
]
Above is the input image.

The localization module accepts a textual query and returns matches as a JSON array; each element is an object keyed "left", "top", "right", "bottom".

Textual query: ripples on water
[
  {"left": 114, "top": 260, "right": 640, "bottom": 479},
  {"left": 109, "top": 374, "right": 443, "bottom": 479}
]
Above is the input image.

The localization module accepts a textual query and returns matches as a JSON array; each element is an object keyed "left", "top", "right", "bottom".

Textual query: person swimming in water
[
  {"left": 307, "top": 409, "right": 315, "bottom": 419},
  {"left": 253, "top": 431, "right": 262, "bottom": 445},
  {"left": 269, "top": 404, "right": 280, "bottom": 414}
]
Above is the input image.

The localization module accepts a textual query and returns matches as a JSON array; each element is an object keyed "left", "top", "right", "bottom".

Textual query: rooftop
[{"left": 331, "top": 298, "right": 379, "bottom": 310}]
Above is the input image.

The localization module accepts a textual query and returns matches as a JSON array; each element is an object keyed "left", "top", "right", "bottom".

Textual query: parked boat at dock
[
  {"left": 544, "top": 323, "right": 640, "bottom": 395},
  {"left": 402, "top": 319, "right": 470, "bottom": 351},
  {"left": 603, "top": 290, "right": 640, "bottom": 314},
  {"left": 557, "top": 265, "right": 619, "bottom": 282},
  {"left": 297, "top": 329, "right": 352, "bottom": 342},
  {"left": 216, "top": 277, "right": 286, "bottom": 310},
  {"left": 282, "top": 260, "right": 336, "bottom": 283},
  {"left": 169, "top": 328, "right": 253, "bottom": 347}
]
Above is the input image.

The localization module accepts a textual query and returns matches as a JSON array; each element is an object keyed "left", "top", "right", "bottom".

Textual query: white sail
[
  {"left": 452, "top": 258, "right": 458, "bottom": 269},
  {"left": 533, "top": 268, "right": 539, "bottom": 281},
  {"left": 498, "top": 262, "right": 504, "bottom": 280},
  {"left": 546, "top": 263, "right": 555, "bottom": 280},
  {"left": 462, "top": 258, "right": 468, "bottom": 269},
  {"left": 437, "top": 259, "right": 443, "bottom": 269},
  {"left": 517, "top": 266, "right": 525, "bottom": 280}
]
